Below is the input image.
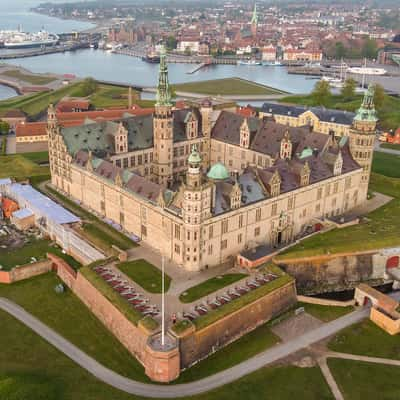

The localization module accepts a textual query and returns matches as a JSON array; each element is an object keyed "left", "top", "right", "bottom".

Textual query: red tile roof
[{"left": 16, "top": 122, "right": 47, "bottom": 137}]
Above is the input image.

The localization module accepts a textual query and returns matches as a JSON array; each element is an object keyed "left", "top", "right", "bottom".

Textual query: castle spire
[
  {"left": 354, "top": 84, "right": 378, "bottom": 123},
  {"left": 251, "top": 3, "right": 258, "bottom": 26},
  {"left": 156, "top": 46, "right": 171, "bottom": 107}
]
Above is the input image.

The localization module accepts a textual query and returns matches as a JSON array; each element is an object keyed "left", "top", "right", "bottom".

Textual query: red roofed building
[
  {"left": 236, "top": 105, "right": 257, "bottom": 118},
  {"left": 0, "top": 109, "right": 27, "bottom": 130},
  {"left": 283, "top": 48, "right": 322, "bottom": 62},
  {"left": 386, "top": 127, "right": 400, "bottom": 144},
  {"left": 1, "top": 197, "right": 19, "bottom": 219},
  {"left": 56, "top": 98, "right": 91, "bottom": 113}
]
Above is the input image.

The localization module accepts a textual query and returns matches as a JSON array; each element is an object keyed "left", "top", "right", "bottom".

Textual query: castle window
[
  {"left": 238, "top": 233, "right": 242, "bottom": 243},
  {"left": 208, "top": 244, "right": 213, "bottom": 255},
  {"left": 256, "top": 208, "right": 261, "bottom": 222},
  {"left": 239, "top": 214, "right": 244, "bottom": 228},
  {"left": 174, "top": 225, "right": 180, "bottom": 240},
  {"left": 333, "top": 182, "right": 339, "bottom": 194},
  {"left": 271, "top": 203, "right": 278, "bottom": 216},
  {"left": 209, "top": 225, "right": 213, "bottom": 239},
  {"left": 254, "top": 227, "right": 260, "bottom": 237},
  {"left": 174, "top": 244, "right": 180, "bottom": 254},
  {"left": 221, "top": 220, "right": 228, "bottom": 234},
  {"left": 317, "top": 188, "right": 323, "bottom": 200},
  {"left": 221, "top": 239, "right": 227, "bottom": 250},
  {"left": 345, "top": 177, "right": 351, "bottom": 189},
  {"left": 187, "top": 231, "right": 190, "bottom": 240},
  {"left": 325, "top": 184, "right": 331, "bottom": 196},
  {"left": 138, "top": 155, "right": 143, "bottom": 165},
  {"left": 288, "top": 197, "right": 294, "bottom": 210}
]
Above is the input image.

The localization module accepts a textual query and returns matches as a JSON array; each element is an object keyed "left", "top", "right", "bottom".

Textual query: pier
[{"left": 0, "top": 43, "right": 90, "bottom": 60}]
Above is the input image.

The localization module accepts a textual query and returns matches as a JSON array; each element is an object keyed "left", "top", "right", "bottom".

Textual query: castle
[{"left": 47, "top": 48, "right": 377, "bottom": 271}]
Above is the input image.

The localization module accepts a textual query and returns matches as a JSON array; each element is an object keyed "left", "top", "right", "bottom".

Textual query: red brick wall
[
  {"left": 0, "top": 260, "right": 52, "bottom": 284},
  {"left": 178, "top": 281, "right": 297, "bottom": 368}
]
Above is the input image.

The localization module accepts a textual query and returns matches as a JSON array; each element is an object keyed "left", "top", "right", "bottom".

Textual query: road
[
  {"left": 0, "top": 296, "right": 370, "bottom": 398},
  {"left": 374, "top": 140, "right": 400, "bottom": 155}
]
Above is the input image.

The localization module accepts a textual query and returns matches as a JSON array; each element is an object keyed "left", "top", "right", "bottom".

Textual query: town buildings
[{"left": 47, "top": 49, "right": 377, "bottom": 272}]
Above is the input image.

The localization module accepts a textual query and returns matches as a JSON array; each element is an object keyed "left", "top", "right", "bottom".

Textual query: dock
[{"left": 186, "top": 63, "right": 209, "bottom": 74}]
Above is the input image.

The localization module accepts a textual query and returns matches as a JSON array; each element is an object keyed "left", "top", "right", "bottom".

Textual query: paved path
[
  {"left": 0, "top": 297, "right": 370, "bottom": 398},
  {"left": 318, "top": 357, "right": 344, "bottom": 400},
  {"left": 374, "top": 141, "right": 400, "bottom": 155},
  {"left": 327, "top": 351, "right": 400, "bottom": 367}
]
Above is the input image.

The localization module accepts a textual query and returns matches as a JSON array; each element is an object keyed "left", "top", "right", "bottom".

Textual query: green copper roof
[
  {"left": 207, "top": 163, "right": 230, "bottom": 180},
  {"left": 188, "top": 144, "right": 202, "bottom": 164},
  {"left": 299, "top": 147, "right": 313, "bottom": 159},
  {"left": 354, "top": 84, "right": 378, "bottom": 123},
  {"left": 156, "top": 46, "right": 172, "bottom": 107}
]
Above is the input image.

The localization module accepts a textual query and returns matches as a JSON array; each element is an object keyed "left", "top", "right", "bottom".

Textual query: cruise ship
[{"left": 0, "top": 30, "right": 59, "bottom": 49}]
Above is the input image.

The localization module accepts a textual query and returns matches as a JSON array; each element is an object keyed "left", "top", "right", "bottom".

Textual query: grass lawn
[
  {"left": 328, "top": 318, "right": 400, "bottom": 359},
  {"left": 298, "top": 302, "right": 354, "bottom": 322},
  {"left": 43, "top": 184, "right": 137, "bottom": 253},
  {"left": 372, "top": 151, "right": 400, "bottom": 178},
  {"left": 0, "top": 238, "right": 81, "bottom": 271},
  {"left": 172, "top": 77, "right": 287, "bottom": 96},
  {"left": 89, "top": 84, "right": 136, "bottom": 108},
  {"left": 0, "top": 81, "right": 88, "bottom": 118},
  {"left": 0, "top": 154, "right": 49, "bottom": 180},
  {"left": 279, "top": 92, "right": 400, "bottom": 131},
  {"left": 117, "top": 259, "right": 171, "bottom": 293},
  {"left": 275, "top": 172, "right": 400, "bottom": 261},
  {"left": 176, "top": 322, "right": 279, "bottom": 383},
  {"left": 179, "top": 273, "right": 247, "bottom": 303},
  {"left": 1, "top": 69, "right": 56, "bottom": 85},
  {"left": 192, "top": 265, "right": 293, "bottom": 330},
  {"left": 21, "top": 151, "right": 49, "bottom": 165},
  {"left": 380, "top": 142, "right": 400, "bottom": 151},
  {"left": 328, "top": 358, "right": 400, "bottom": 400},
  {"left": 0, "top": 273, "right": 149, "bottom": 383},
  {"left": 0, "top": 309, "right": 334, "bottom": 400}
]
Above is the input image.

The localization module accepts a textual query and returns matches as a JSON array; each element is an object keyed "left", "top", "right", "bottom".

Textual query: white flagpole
[{"left": 161, "top": 255, "right": 165, "bottom": 346}]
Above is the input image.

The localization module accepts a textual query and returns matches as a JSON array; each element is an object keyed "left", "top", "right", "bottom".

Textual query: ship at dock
[
  {"left": 142, "top": 48, "right": 160, "bottom": 63},
  {"left": 0, "top": 29, "right": 59, "bottom": 49}
]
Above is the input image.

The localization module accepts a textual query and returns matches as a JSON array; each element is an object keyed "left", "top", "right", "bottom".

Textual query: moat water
[{"left": 0, "top": 2, "right": 315, "bottom": 100}]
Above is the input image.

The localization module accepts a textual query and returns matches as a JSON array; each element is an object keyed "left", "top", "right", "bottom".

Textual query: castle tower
[
  {"left": 47, "top": 104, "right": 71, "bottom": 192},
  {"left": 251, "top": 3, "right": 258, "bottom": 37},
  {"left": 199, "top": 99, "right": 213, "bottom": 169},
  {"left": 153, "top": 46, "right": 173, "bottom": 187},
  {"left": 182, "top": 147, "right": 213, "bottom": 271},
  {"left": 47, "top": 104, "right": 58, "bottom": 186},
  {"left": 349, "top": 84, "right": 378, "bottom": 202}
]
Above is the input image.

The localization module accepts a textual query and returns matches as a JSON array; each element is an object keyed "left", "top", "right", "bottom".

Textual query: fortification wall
[
  {"left": 177, "top": 280, "right": 296, "bottom": 368},
  {"left": 0, "top": 260, "right": 52, "bottom": 284},
  {"left": 274, "top": 250, "right": 388, "bottom": 294}
]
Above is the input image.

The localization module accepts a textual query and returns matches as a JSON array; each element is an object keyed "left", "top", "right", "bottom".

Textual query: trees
[
  {"left": 334, "top": 42, "right": 346, "bottom": 59},
  {"left": 0, "top": 120, "right": 10, "bottom": 135},
  {"left": 361, "top": 38, "right": 378, "bottom": 60},
  {"left": 165, "top": 36, "right": 177, "bottom": 51},
  {"left": 312, "top": 80, "right": 331, "bottom": 106},
  {"left": 341, "top": 78, "right": 357, "bottom": 100},
  {"left": 81, "top": 78, "right": 98, "bottom": 97},
  {"left": 373, "top": 84, "right": 386, "bottom": 109}
]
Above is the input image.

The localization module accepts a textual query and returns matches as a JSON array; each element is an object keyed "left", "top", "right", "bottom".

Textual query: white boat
[
  {"left": 262, "top": 60, "right": 283, "bottom": 66},
  {"left": 347, "top": 66, "right": 386, "bottom": 76},
  {"left": 347, "top": 58, "right": 386, "bottom": 76},
  {"left": 321, "top": 76, "right": 344, "bottom": 88},
  {"left": 238, "top": 59, "right": 262, "bottom": 66},
  {"left": 0, "top": 29, "right": 58, "bottom": 49}
]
